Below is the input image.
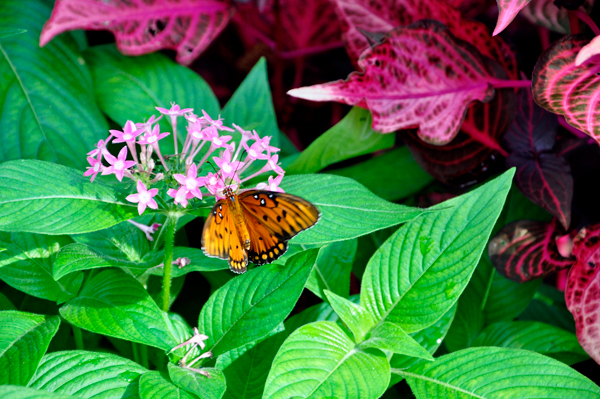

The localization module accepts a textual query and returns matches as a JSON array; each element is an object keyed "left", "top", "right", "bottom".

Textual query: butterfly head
[{"left": 222, "top": 185, "right": 237, "bottom": 201}]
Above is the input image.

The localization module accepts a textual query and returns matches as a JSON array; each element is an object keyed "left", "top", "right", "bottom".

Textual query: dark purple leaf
[{"left": 489, "top": 219, "right": 575, "bottom": 283}]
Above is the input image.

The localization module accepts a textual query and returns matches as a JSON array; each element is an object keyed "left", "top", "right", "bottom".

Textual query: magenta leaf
[
  {"left": 288, "top": 20, "right": 499, "bottom": 145},
  {"left": 488, "top": 219, "right": 575, "bottom": 283},
  {"left": 402, "top": 84, "right": 514, "bottom": 185},
  {"left": 334, "top": 0, "right": 517, "bottom": 77},
  {"left": 493, "top": 0, "right": 532, "bottom": 36},
  {"left": 532, "top": 34, "right": 600, "bottom": 142},
  {"left": 566, "top": 223, "right": 600, "bottom": 364},
  {"left": 502, "top": 89, "right": 573, "bottom": 229},
  {"left": 40, "top": 0, "right": 234, "bottom": 65}
]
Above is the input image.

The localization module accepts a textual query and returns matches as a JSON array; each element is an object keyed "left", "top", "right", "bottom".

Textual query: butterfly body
[{"left": 201, "top": 188, "right": 319, "bottom": 274}]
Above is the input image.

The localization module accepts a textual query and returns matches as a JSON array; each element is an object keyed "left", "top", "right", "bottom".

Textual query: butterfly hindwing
[
  {"left": 201, "top": 200, "right": 248, "bottom": 273},
  {"left": 239, "top": 190, "right": 319, "bottom": 265}
]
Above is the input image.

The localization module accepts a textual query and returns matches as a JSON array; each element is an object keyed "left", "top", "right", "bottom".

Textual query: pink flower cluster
[{"left": 84, "top": 103, "right": 285, "bottom": 215}]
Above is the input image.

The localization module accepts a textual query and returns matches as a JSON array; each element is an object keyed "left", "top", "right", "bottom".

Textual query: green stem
[
  {"left": 140, "top": 344, "right": 149, "bottom": 369},
  {"left": 132, "top": 342, "right": 141, "bottom": 364},
  {"left": 162, "top": 214, "right": 179, "bottom": 312},
  {"left": 72, "top": 326, "right": 84, "bottom": 350}
]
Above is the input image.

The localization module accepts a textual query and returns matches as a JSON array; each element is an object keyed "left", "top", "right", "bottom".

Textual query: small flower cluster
[
  {"left": 84, "top": 103, "right": 285, "bottom": 215},
  {"left": 169, "top": 327, "right": 213, "bottom": 376}
]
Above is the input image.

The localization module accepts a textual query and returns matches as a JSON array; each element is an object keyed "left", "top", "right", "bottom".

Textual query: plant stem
[
  {"left": 140, "top": 344, "right": 149, "bottom": 369},
  {"left": 132, "top": 342, "right": 141, "bottom": 364},
  {"left": 575, "top": 10, "right": 600, "bottom": 36},
  {"left": 488, "top": 79, "right": 531, "bottom": 89},
  {"left": 161, "top": 214, "right": 179, "bottom": 312},
  {"left": 72, "top": 325, "right": 84, "bottom": 350}
]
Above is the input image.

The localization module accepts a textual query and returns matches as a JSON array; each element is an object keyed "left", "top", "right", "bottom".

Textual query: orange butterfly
[{"left": 201, "top": 186, "right": 320, "bottom": 273}]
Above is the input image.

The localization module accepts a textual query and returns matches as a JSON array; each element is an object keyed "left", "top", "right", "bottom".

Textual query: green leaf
[
  {"left": 0, "top": 0, "right": 107, "bottom": 169},
  {"left": 519, "top": 285, "right": 576, "bottom": 333},
  {"left": 168, "top": 363, "right": 226, "bottom": 399},
  {"left": 198, "top": 249, "right": 317, "bottom": 356},
  {"left": 59, "top": 269, "right": 178, "bottom": 350},
  {"left": 0, "top": 386, "right": 77, "bottom": 399},
  {"left": 471, "top": 321, "right": 588, "bottom": 365},
  {"left": 388, "top": 303, "right": 457, "bottom": 386},
  {"left": 0, "top": 232, "right": 81, "bottom": 302},
  {"left": 284, "top": 300, "right": 341, "bottom": 334},
  {"left": 28, "top": 350, "right": 147, "bottom": 398},
  {"left": 287, "top": 107, "right": 394, "bottom": 174},
  {"left": 0, "top": 311, "right": 60, "bottom": 386},
  {"left": 324, "top": 290, "right": 375, "bottom": 342},
  {"left": 398, "top": 347, "right": 600, "bottom": 398},
  {"left": 84, "top": 44, "right": 219, "bottom": 154},
  {"left": 0, "top": 27, "right": 26, "bottom": 39},
  {"left": 221, "top": 57, "right": 279, "bottom": 147},
  {"left": 306, "top": 239, "right": 356, "bottom": 299},
  {"left": 220, "top": 329, "right": 287, "bottom": 399},
  {"left": 330, "top": 146, "right": 434, "bottom": 201},
  {"left": 0, "top": 291, "right": 15, "bottom": 310},
  {"left": 263, "top": 321, "right": 390, "bottom": 399},
  {"left": 139, "top": 371, "right": 197, "bottom": 399},
  {"left": 0, "top": 160, "right": 138, "bottom": 235},
  {"left": 282, "top": 174, "right": 424, "bottom": 245},
  {"left": 361, "top": 170, "right": 514, "bottom": 333},
  {"left": 360, "top": 322, "right": 433, "bottom": 361}
]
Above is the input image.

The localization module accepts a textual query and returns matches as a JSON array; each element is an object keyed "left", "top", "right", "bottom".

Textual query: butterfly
[{"left": 201, "top": 186, "right": 320, "bottom": 273}]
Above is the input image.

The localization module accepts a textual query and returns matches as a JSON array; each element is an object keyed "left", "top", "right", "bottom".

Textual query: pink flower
[
  {"left": 102, "top": 147, "right": 136, "bottom": 181},
  {"left": 232, "top": 123, "right": 256, "bottom": 143},
  {"left": 136, "top": 114, "right": 163, "bottom": 134},
  {"left": 138, "top": 124, "right": 170, "bottom": 146},
  {"left": 266, "top": 154, "right": 284, "bottom": 174},
  {"left": 126, "top": 180, "right": 159, "bottom": 215},
  {"left": 110, "top": 120, "right": 142, "bottom": 144},
  {"left": 173, "top": 163, "right": 205, "bottom": 199},
  {"left": 156, "top": 103, "right": 193, "bottom": 116},
  {"left": 256, "top": 136, "right": 280, "bottom": 155},
  {"left": 83, "top": 156, "right": 103, "bottom": 182},
  {"left": 167, "top": 187, "right": 194, "bottom": 208},
  {"left": 243, "top": 141, "right": 270, "bottom": 160},
  {"left": 202, "top": 110, "right": 234, "bottom": 132},
  {"left": 199, "top": 172, "right": 225, "bottom": 196},
  {"left": 213, "top": 149, "right": 244, "bottom": 179},
  {"left": 87, "top": 137, "right": 112, "bottom": 158},
  {"left": 209, "top": 132, "right": 234, "bottom": 151},
  {"left": 256, "top": 174, "right": 285, "bottom": 193}
]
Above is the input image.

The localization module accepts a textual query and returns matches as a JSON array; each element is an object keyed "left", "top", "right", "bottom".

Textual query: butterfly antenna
[{"left": 232, "top": 148, "right": 247, "bottom": 190}]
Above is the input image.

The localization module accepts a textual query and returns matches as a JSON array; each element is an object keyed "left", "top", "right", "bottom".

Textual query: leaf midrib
[
  {"left": 392, "top": 369, "right": 486, "bottom": 399},
  {"left": 0, "top": 317, "right": 50, "bottom": 359}
]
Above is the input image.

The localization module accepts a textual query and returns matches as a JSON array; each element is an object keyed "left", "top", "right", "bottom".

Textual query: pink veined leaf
[
  {"left": 40, "top": 0, "right": 235, "bottom": 65},
  {"left": 333, "top": 0, "right": 517, "bottom": 78},
  {"left": 502, "top": 89, "right": 574, "bottom": 229},
  {"left": 566, "top": 223, "right": 600, "bottom": 365},
  {"left": 575, "top": 35, "right": 600, "bottom": 66},
  {"left": 493, "top": 0, "right": 532, "bottom": 36},
  {"left": 521, "top": 0, "right": 594, "bottom": 34},
  {"left": 288, "top": 20, "right": 499, "bottom": 145},
  {"left": 532, "top": 34, "right": 600, "bottom": 143},
  {"left": 488, "top": 219, "right": 575, "bottom": 283}
]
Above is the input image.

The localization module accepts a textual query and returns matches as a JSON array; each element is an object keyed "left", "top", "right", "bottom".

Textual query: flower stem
[
  {"left": 161, "top": 214, "right": 179, "bottom": 312},
  {"left": 72, "top": 325, "right": 84, "bottom": 350}
]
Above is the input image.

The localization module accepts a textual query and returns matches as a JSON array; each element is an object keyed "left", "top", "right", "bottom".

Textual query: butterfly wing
[
  {"left": 201, "top": 200, "right": 248, "bottom": 273},
  {"left": 239, "top": 190, "right": 319, "bottom": 265}
]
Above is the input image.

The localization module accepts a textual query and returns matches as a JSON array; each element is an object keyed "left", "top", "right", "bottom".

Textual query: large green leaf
[
  {"left": 471, "top": 321, "right": 588, "bottom": 365},
  {"left": 168, "top": 364, "right": 226, "bottom": 399},
  {"left": 0, "top": 311, "right": 60, "bottom": 386},
  {"left": 305, "top": 239, "right": 356, "bottom": 299},
  {"left": 263, "top": 321, "right": 390, "bottom": 399},
  {"left": 0, "top": 0, "right": 107, "bottom": 169},
  {"left": 139, "top": 371, "right": 197, "bottom": 399},
  {"left": 324, "top": 290, "right": 375, "bottom": 343},
  {"left": 0, "top": 386, "right": 77, "bottom": 399},
  {"left": 198, "top": 249, "right": 317, "bottom": 356},
  {"left": 359, "top": 322, "right": 433, "bottom": 360},
  {"left": 330, "top": 146, "right": 434, "bottom": 201},
  {"left": 287, "top": 107, "right": 394, "bottom": 174},
  {"left": 398, "top": 347, "right": 600, "bottom": 398},
  {"left": 282, "top": 174, "right": 423, "bottom": 245},
  {"left": 361, "top": 170, "right": 514, "bottom": 333},
  {"left": 519, "top": 284, "right": 576, "bottom": 333},
  {"left": 220, "top": 57, "right": 279, "bottom": 147},
  {"left": 84, "top": 45, "right": 219, "bottom": 154},
  {"left": 28, "top": 350, "right": 147, "bottom": 398},
  {"left": 0, "top": 232, "right": 81, "bottom": 302},
  {"left": 59, "top": 269, "right": 178, "bottom": 350},
  {"left": 0, "top": 160, "right": 138, "bottom": 234},
  {"left": 0, "top": 27, "right": 27, "bottom": 40}
]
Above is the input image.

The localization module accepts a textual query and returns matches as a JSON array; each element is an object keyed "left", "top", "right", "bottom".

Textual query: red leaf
[
  {"left": 334, "top": 0, "right": 517, "bottom": 78},
  {"left": 566, "top": 223, "right": 600, "bottom": 364},
  {"left": 288, "top": 20, "right": 498, "bottom": 145},
  {"left": 488, "top": 219, "right": 575, "bottom": 283},
  {"left": 532, "top": 34, "right": 600, "bottom": 142},
  {"left": 493, "top": 0, "right": 532, "bottom": 36},
  {"left": 40, "top": 0, "right": 234, "bottom": 65},
  {"left": 402, "top": 83, "right": 515, "bottom": 185}
]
